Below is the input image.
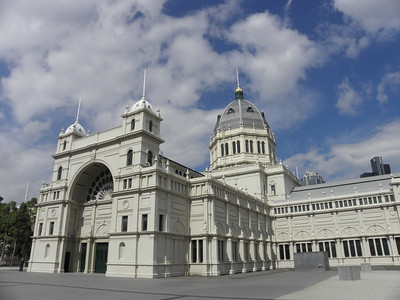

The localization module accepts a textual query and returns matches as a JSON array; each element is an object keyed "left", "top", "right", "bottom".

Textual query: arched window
[
  {"left": 236, "top": 141, "right": 241, "bottom": 153},
  {"left": 245, "top": 140, "right": 249, "bottom": 152},
  {"left": 262, "top": 142, "right": 265, "bottom": 154},
  {"left": 250, "top": 141, "right": 253, "bottom": 153},
  {"left": 119, "top": 242, "right": 125, "bottom": 260},
  {"left": 227, "top": 108, "right": 235, "bottom": 114},
  {"left": 247, "top": 106, "right": 254, "bottom": 112},
  {"left": 57, "top": 167, "right": 62, "bottom": 180},
  {"left": 221, "top": 144, "right": 224, "bottom": 156},
  {"left": 131, "top": 119, "right": 135, "bottom": 130},
  {"left": 126, "top": 150, "right": 133, "bottom": 166},
  {"left": 147, "top": 151, "right": 153, "bottom": 165},
  {"left": 225, "top": 143, "right": 229, "bottom": 155},
  {"left": 232, "top": 141, "right": 236, "bottom": 154},
  {"left": 45, "top": 244, "right": 50, "bottom": 258},
  {"left": 257, "top": 141, "right": 261, "bottom": 153},
  {"left": 149, "top": 120, "right": 153, "bottom": 132},
  {"left": 63, "top": 140, "right": 67, "bottom": 150}
]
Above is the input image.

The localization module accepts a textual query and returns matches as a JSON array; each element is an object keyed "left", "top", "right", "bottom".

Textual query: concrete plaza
[{"left": 1, "top": 267, "right": 400, "bottom": 300}]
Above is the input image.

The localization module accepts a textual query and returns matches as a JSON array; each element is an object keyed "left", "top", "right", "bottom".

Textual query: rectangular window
[
  {"left": 271, "top": 185, "right": 276, "bottom": 196},
  {"left": 191, "top": 240, "right": 197, "bottom": 263},
  {"left": 159, "top": 214, "right": 164, "bottom": 231},
  {"left": 343, "top": 239, "right": 362, "bottom": 257},
  {"left": 218, "top": 240, "right": 225, "bottom": 262},
  {"left": 121, "top": 216, "right": 128, "bottom": 232},
  {"left": 142, "top": 214, "right": 148, "bottom": 231},
  {"left": 232, "top": 241, "right": 238, "bottom": 262},
  {"left": 38, "top": 223, "right": 43, "bottom": 236},
  {"left": 369, "top": 238, "right": 390, "bottom": 256},
  {"left": 49, "top": 222, "right": 54, "bottom": 235},
  {"left": 191, "top": 239, "right": 203, "bottom": 263},
  {"left": 279, "top": 244, "right": 291, "bottom": 260}
]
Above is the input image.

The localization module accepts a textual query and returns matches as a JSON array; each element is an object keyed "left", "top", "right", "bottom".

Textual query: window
[
  {"left": 38, "top": 223, "right": 43, "bottom": 236},
  {"left": 147, "top": 151, "right": 153, "bottom": 165},
  {"left": 250, "top": 141, "right": 253, "bottom": 153},
  {"left": 159, "top": 214, "right": 164, "bottom": 231},
  {"left": 225, "top": 143, "right": 229, "bottom": 155},
  {"left": 232, "top": 241, "right": 238, "bottom": 262},
  {"left": 232, "top": 141, "right": 236, "bottom": 154},
  {"left": 131, "top": 119, "right": 135, "bottom": 130},
  {"left": 121, "top": 216, "right": 128, "bottom": 232},
  {"left": 343, "top": 239, "right": 362, "bottom": 257},
  {"left": 218, "top": 240, "right": 225, "bottom": 262},
  {"left": 245, "top": 140, "right": 249, "bottom": 152},
  {"left": 246, "top": 106, "right": 254, "bottom": 112},
  {"left": 271, "top": 185, "right": 276, "bottom": 196},
  {"left": 221, "top": 144, "right": 224, "bottom": 156},
  {"left": 227, "top": 108, "right": 235, "bottom": 114},
  {"left": 63, "top": 140, "right": 67, "bottom": 150},
  {"left": 191, "top": 240, "right": 203, "bottom": 263},
  {"left": 149, "top": 120, "right": 153, "bottom": 132},
  {"left": 319, "top": 241, "right": 337, "bottom": 258},
  {"left": 257, "top": 141, "right": 261, "bottom": 153},
  {"left": 236, "top": 141, "right": 241, "bottom": 153},
  {"left": 261, "top": 142, "right": 265, "bottom": 154},
  {"left": 142, "top": 214, "right": 148, "bottom": 231},
  {"left": 126, "top": 150, "right": 133, "bottom": 166},
  {"left": 57, "top": 167, "right": 62, "bottom": 180},
  {"left": 279, "top": 244, "right": 290, "bottom": 260},
  {"left": 295, "top": 242, "right": 312, "bottom": 253},
  {"left": 49, "top": 222, "right": 54, "bottom": 235},
  {"left": 244, "top": 242, "right": 250, "bottom": 261},
  {"left": 369, "top": 238, "right": 390, "bottom": 256}
]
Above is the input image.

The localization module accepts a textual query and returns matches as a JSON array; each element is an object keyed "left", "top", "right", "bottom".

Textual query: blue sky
[{"left": 0, "top": 0, "right": 400, "bottom": 203}]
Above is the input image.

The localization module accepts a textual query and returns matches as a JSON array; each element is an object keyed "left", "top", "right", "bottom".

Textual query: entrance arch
[{"left": 70, "top": 162, "right": 114, "bottom": 203}]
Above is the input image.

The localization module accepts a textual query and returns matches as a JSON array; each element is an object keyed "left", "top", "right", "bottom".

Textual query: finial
[
  {"left": 76, "top": 97, "right": 82, "bottom": 123},
  {"left": 235, "top": 68, "right": 243, "bottom": 100},
  {"left": 142, "top": 69, "right": 147, "bottom": 100}
]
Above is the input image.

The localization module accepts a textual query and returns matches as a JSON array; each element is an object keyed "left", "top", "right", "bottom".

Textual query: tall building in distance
[
  {"left": 361, "top": 156, "right": 391, "bottom": 178},
  {"left": 300, "top": 171, "right": 325, "bottom": 186}
]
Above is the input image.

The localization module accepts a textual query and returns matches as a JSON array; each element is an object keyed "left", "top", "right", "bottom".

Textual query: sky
[{"left": 0, "top": 0, "right": 400, "bottom": 203}]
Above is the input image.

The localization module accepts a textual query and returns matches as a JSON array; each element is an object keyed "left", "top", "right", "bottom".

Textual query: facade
[{"left": 28, "top": 83, "right": 400, "bottom": 278}]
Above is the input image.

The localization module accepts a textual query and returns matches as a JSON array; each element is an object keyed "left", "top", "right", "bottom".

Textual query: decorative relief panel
[
  {"left": 317, "top": 228, "right": 335, "bottom": 238},
  {"left": 314, "top": 215, "right": 333, "bottom": 223},
  {"left": 341, "top": 226, "right": 360, "bottom": 236},
  {"left": 294, "top": 230, "right": 311, "bottom": 240},
  {"left": 276, "top": 232, "right": 290, "bottom": 241},
  {"left": 366, "top": 224, "right": 386, "bottom": 234}
]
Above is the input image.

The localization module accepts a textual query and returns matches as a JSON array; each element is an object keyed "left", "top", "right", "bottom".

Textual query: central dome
[{"left": 213, "top": 94, "right": 269, "bottom": 134}]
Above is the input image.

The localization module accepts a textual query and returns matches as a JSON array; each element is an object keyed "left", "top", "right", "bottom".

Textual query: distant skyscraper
[
  {"left": 360, "top": 156, "right": 391, "bottom": 178},
  {"left": 300, "top": 171, "right": 325, "bottom": 186}
]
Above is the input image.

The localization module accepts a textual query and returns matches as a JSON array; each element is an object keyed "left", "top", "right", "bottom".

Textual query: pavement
[{"left": 1, "top": 267, "right": 400, "bottom": 300}]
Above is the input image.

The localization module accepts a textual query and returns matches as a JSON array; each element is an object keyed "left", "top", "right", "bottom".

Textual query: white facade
[{"left": 28, "top": 85, "right": 400, "bottom": 278}]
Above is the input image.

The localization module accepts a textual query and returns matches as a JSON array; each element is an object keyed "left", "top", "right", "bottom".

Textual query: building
[
  {"left": 300, "top": 171, "right": 325, "bottom": 186},
  {"left": 28, "top": 80, "right": 400, "bottom": 278},
  {"left": 361, "top": 156, "right": 391, "bottom": 178}
]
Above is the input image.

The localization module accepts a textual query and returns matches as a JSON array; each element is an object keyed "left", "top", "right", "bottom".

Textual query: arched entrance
[{"left": 67, "top": 162, "right": 114, "bottom": 274}]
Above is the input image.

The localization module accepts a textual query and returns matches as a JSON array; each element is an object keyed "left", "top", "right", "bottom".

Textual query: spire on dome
[
  {"left": 76, "top": 97, "right": 82, "bottom": 123},
  {"left": 235, "top": 68, "right": 244, "bottom": 100},
  {"left": 64, "top": 97, "right": 87, "bottom": 137},
  {"left": 141, "top": 69, "right": 147, "bottom": 102}
]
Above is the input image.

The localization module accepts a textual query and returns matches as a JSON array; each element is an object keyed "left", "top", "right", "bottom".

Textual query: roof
[{"left": 276, "top": 173, "right": 399, "bottom": 204}]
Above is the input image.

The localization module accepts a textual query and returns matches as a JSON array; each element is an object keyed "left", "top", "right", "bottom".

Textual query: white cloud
[
  {"left": 284, "top": 120, "right": 400, "bottom": 181},
  {"left": 334, "top": 0, "right": 400, "bottom": 36},
  {"left": 336, "top": 77, "right": 364, "bottom": 115},
  {"left": 377, "top": 71, "right": 400, "bottom": 103}
]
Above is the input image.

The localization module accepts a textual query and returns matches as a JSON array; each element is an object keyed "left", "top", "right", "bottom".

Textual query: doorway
[{"left": 94, "top": 243, "right": 108, "bottom": 273}]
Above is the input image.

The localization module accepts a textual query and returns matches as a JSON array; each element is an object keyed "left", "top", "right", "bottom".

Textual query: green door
[{"left": 94, "top": 243, "right": 108, "bottom": 273}]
